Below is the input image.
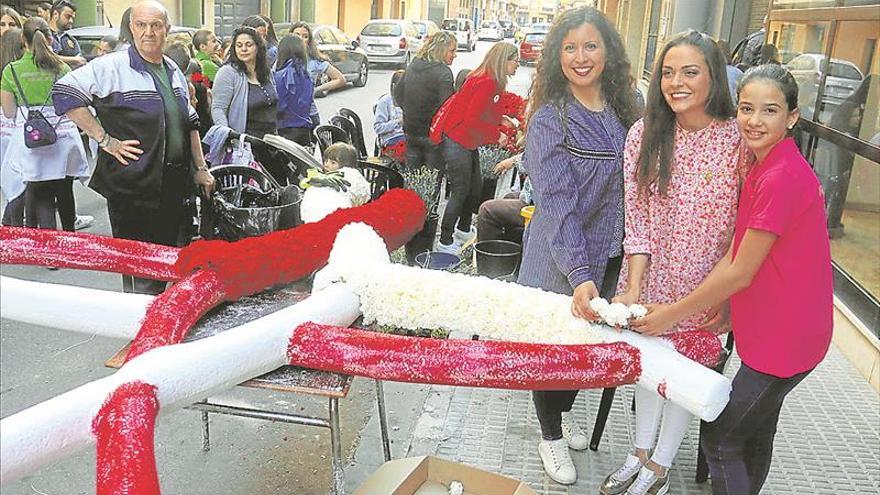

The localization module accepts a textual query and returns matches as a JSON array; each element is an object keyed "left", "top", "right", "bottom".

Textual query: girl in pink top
[
  {"left": 633, "top": 64, "right": 833, "bottom": 495},
  {"left": 599, "top": 32, "right": 741, "bottom": 495}
]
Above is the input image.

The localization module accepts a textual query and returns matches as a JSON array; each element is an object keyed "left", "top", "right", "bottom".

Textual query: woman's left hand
[{"left": 630, "top": 303, "right": 679, "bottom": 336}]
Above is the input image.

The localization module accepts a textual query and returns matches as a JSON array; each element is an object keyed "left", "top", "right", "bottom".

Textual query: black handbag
[{"left": 9, "top": 65, "right": 60, "bottom": 149}]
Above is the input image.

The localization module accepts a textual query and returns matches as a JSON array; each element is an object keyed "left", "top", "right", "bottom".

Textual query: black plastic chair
[
  {"left": 338, "top": 107, "right": 369, "bottom": 159},
  {"left": 590, "top": 332, "right": 736, "bottom": 483},
  {"left": 313, "top": 124, "right": 350, "bottom": 158},
  {"left": 329, "top": 115, "right": 364, "bottom": 159},
  {"left": 359, "top": 161, "right": 404, "bottom": 201}
]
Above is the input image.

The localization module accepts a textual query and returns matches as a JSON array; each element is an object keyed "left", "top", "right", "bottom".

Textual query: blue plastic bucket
[{"left": 414, "top": 251, "right": 461, "bottom": 271}]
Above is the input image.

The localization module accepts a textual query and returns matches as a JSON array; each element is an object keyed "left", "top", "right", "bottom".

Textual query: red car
[{"left": 519, "top": 32, "right": 546, "bottom": 65}]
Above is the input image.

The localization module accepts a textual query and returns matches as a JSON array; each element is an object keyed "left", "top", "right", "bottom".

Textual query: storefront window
[{"left": 771, "top": 14, "right": 880, "bottom": 314}]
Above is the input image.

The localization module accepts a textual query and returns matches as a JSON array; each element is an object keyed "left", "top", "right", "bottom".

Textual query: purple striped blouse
[{"left": 517, "top": 97, "right": 627, "bottom": 295}]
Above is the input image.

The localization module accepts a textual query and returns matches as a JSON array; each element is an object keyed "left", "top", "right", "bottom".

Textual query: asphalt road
[{"left": 0, "top": 40, "right": 534, "bottom": 495}]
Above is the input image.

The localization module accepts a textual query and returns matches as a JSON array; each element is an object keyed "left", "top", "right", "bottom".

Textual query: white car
[
  {"left": 358, "top": 19, "right": 422, "bottom": 68},
  {"left": 478, "top": 20, "right": 503, "bottom": 41},
  {"left": 441, "top": 18, "right": 476, "bottom": 52}
]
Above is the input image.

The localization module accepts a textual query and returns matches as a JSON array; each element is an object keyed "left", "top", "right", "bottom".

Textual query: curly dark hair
[
  {"left": 527, "top": 6, "right": 640, "bottom": 130},
  {"left": 226, "top": 26, "right": 271, "bottom": 86}
]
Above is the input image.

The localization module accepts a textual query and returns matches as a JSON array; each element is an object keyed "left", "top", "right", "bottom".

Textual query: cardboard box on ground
[{"left": 354, "top": 456, "right": 537, "bottom": 495}]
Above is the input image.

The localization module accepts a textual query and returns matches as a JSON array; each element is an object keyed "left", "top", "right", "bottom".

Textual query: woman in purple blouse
[{"left": 517, "top": 6, "right": 641, "bottom": 486}]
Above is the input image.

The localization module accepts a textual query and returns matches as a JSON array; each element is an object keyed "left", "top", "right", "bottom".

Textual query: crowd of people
[{"left": 0, "top": 2, "right": 833, "bottom": 495}]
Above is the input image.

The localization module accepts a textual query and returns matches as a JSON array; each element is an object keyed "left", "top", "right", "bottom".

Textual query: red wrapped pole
[
  {"left": 288, "top": 323, "right": 643, "bottom": 390},
  {"left": 92, "top": 381, "right": 161, "bottom": 495},
  {"left": 0, "top": 227, "right": 180, "bottom": 281}
]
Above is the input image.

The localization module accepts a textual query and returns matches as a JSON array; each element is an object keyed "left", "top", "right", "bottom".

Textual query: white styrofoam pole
[
  {"left": 0, "top": 283, "right": 360, "bottom": 485},
  {"left": 0, "top": 276, "right": 153, "bottom": 339}
]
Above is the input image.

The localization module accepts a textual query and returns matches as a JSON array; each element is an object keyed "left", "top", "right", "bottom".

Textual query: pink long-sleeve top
[{"left": 620, "top": 118, "right": 743, "bottom": 333}]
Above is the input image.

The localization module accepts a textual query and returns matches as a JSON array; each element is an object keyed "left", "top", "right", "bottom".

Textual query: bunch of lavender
[{"left": 400, "top": 166, "right": 440, "bottom": 212}]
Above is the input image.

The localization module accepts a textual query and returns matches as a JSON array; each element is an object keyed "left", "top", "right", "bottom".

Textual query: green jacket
[{"left": 195, "top": 50, "right": 219, "bottom": 83}]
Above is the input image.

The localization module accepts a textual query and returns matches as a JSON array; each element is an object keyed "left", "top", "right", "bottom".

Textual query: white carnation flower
[{"left": 300, "top": 187, "right": 352, "bottom": 223}]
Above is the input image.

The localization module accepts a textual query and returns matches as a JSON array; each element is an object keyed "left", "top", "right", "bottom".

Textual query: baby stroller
[{"left": 199, "top": 132, "right": 322, "bottom": 241}]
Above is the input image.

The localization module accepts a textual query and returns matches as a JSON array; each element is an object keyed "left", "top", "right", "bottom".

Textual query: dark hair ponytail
[
  {"left": 22, "top": 17, "right": 63, "bottom": 75},
  {"left": 737, "top": 63, "right": 799, "bottom": 112}
]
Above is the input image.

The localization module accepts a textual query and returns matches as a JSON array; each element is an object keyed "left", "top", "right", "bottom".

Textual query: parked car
[
  {"left": 358, "top": 19, "right": 422, "bottom": 68},
  {"left": 529, "top": 22, "right": 551, "bottom": 34},
  {"left": 478, "top": 20, "right": 503, "bottom": 41},
  {"left": 413, "top": 20, "right": 439, "bottom": 39},
  {"left": 519, "top": 32, "right": 546, "bottom": 65},
  {"left": 786, "top": 53, "right": 864, "bottom": 117},
  {"left": 499, "top": 20, "right": 517, "bottom": 38},
  {"left": 441, "top": 18, "right": 476, "bottom": 52},
  {"left": 67, "top": 25, "right": 196, "bottom": 61},
  {"left": 273, "top": 23, "right": 367, "bottom": 86}
]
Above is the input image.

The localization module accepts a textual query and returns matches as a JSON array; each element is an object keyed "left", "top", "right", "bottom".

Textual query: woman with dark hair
[
  {"left": 0, "top": 17, "right": 88, "bottom": 231},
  {"left": 212, "top": 26, "right": 276, "bottom": 139},
  {"left": 635, "top": 64, "right": 831, "bottom": 495},
  {"left": 290, "top": 21, "right": 345, "bottom": 126},
  {"left": 373, "top": 69, "right": 407, "bottom": 163},
  {"left": 274, "top": 34, "right": 314, "bottom": 146},
  {"left": 0, "top": 27, "right": 24, "bottom": 226},
  {"left": 599, "top": 30, "right": 740, "bottom": 495},
  {"left": 516, "top": 6, "right": 639, "bottom": 485},
  {"left": 242, "top": 15, "right": 277, "bottom": 67},
  {"left": 118, "top": 7, "right": 133, "bottom": 46},
  {"left": 429, "top": 41, "right": 520, "bottom": 254}
]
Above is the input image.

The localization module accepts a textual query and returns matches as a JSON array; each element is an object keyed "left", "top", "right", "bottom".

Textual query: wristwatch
[{"left": 97, "top": 133, "right": 111, "bottom": 149}]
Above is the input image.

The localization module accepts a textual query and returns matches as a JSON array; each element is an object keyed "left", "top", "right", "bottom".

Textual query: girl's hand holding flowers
[{"left": 630, "top": 303, "right": 681, "bottom": 336}]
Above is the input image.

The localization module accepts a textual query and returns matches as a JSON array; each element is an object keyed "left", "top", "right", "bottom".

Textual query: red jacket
[{"left": 429, "top": 72, "right": 504, "bottom": 150}]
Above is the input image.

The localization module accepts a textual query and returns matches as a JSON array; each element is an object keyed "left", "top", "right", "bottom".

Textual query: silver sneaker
[
  {"left": 599, "top": 454, "right": 643, "bottom": 495},
  {"left": 561, "top": 411, "right": 588, "bottom": 450},
  {"left": 625, "top": 466, "right": 669, "bottom": 495}
]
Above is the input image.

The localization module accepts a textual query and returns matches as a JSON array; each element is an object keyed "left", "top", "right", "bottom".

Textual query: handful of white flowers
[{"left": 589, "top": 297, "right": 648, "bottom": 327}]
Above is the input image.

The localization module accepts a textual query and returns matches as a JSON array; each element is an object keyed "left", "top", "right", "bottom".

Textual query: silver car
[
  {"left": 786, "top": 53, "right": 864, "bottom": 119},
  {"left": 358, "top": 19, "right": 422, "bottom": 68}
]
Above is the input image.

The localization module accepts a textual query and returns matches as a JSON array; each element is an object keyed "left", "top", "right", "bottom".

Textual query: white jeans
[{"left": 633, "top": 385, "right": 693, "bottom": 468}]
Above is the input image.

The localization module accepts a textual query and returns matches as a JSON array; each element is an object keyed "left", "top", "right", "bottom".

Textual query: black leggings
[
  {"left": 24, "top": 177, "right": 75, "bottom": 231},
  {"left": 533, "top": 255, "right": 623, "bottom": 440},
  {"left": 2, "top": 194, "right": 25, "bottom": 226}
]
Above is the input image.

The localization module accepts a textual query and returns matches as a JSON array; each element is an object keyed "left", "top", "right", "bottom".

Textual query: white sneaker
[
  {"left": 538, "top": 438, "right": 577, "bottom": 485},
  {"left": 453, "top": 226, "right": 476, "bottom": 245},
  {"left": 74, "top": 215, "right": 94, "bottom": 231},
  {"left": 435, "top": 239, "right": 463, "bottom": 255},
  {"left": 561, "top": 411, "right": 588, "bottom": 450},
  {"left": 625, "top": 466, "right": 669, "bottom": 495}
]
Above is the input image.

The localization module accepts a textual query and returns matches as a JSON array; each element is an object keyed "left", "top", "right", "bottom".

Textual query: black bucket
[
  {"left": 404, "top": 213, "right": 440, "bottom": 265},
  {"left": 474, "top": 240, "right": 521, "bottom": 279}
]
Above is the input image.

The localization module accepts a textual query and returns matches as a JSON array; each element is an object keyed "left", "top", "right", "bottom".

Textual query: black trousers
[
  {"left": 107, "top": 166, "right": 191, "bottom": 295},
  {"left": 405, "top": 134, "right": 444, "bottom": 170},
  {"left": 702, "top": 363, "right": 811, "bottom": 495},
  {"left": 439, "top": 137, "right": 481, "bottom": 245},
  {"left": 533, "top": 255, "right": 623, "bottom": 440},
  {"left": 25, "top": 177, "right": 76, "bottom": 231},
  {"left": 2, "top": 194, "right": 25, "bottom": 226},
  {"left": 278, "top": 126, "right": 313, "bottom": 147}
]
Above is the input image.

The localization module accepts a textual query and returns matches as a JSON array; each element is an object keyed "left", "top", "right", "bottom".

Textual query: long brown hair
[
  {"left": 636, "top": 30, "right": 734, "bottom": 197},
  {"left": 469, "top": 41, "right": 517, "bottom": 91},
  {"left": 0, "top": 28, "right": 24, "bottom": 72},
  {"left": 527, "top": 6, "right": 639, "bottom": 129},
  {"left": 290, "top": 22, "right": 327, "bottom": 61},
  {"left": 22, "top": 17, "right": 63, "bottom": 75}
]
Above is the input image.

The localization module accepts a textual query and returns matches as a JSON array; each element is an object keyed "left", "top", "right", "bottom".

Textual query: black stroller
[{"left": 199, "top": 131, "right": 322, "bottom": 241}]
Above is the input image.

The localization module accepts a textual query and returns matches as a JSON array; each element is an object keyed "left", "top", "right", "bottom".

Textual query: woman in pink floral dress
[{"left": 599, "top": 31, "right": 744, "bottom": 495}]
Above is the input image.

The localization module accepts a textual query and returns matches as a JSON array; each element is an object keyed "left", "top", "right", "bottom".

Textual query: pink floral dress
[{"left": 619, "top": 118, "right": 743, "bottom": 334}]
